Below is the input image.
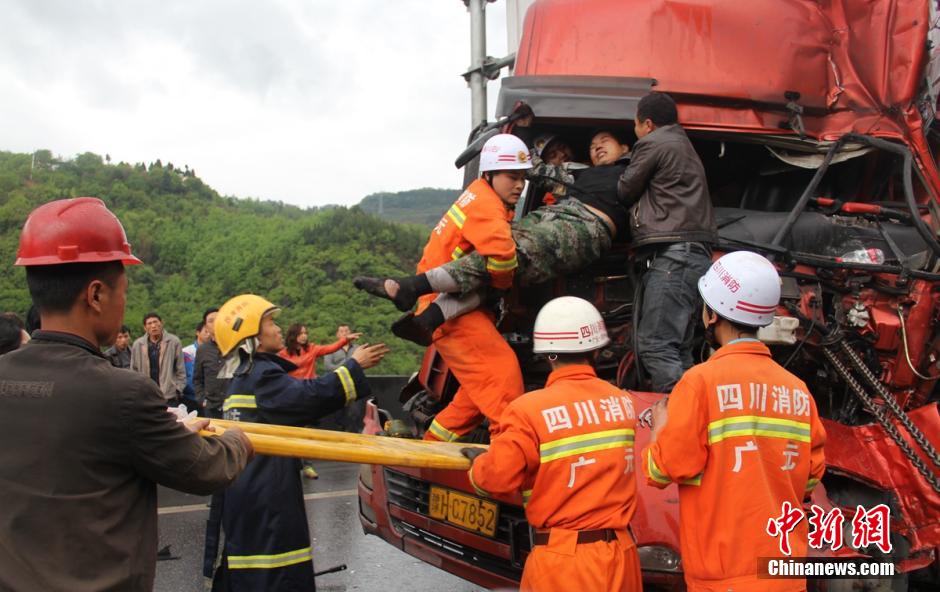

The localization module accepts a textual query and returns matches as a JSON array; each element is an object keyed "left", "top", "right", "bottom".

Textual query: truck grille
[{"left": 384, "top": 468, "right": 529, "bottom": 580}]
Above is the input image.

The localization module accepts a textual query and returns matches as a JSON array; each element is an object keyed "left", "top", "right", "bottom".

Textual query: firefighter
[
  {"left": 464, "top": 297, "right": 642, "bottom": 592},
  {"left": 203, "top": 294, "right": 388, "bottom": 591},
  {"left": 358, "top": 133, "right": 529, "bottom": 442},
  {"left": 642, "top": 251, "right": 827, "bottom": 592},
  {"left": 0, "top": 198, "right": 253, "bottom": 591}
]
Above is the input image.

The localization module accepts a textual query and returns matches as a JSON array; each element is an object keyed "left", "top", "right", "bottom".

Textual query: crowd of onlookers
[{"left": 0, "top": 306, "right": 364, "bottom": 452}]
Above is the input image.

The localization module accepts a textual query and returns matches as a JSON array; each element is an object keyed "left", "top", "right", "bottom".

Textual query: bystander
[
  {"left": 103, "top": 324, "right": 132, "bottom": 368},
  {"left": 130, "top": 312, "right": 186, "bottom": 405}
]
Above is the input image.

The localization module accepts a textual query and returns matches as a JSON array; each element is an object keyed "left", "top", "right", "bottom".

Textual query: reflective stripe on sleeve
[
  {"left": 468, "top": 465, "right": 489, "bottom": 497},
  {"left": 222, "top": 394, "right": 256, "bottom": 411},
  {"left": 446, "top": 204, "right": 467, "bottom": 229},
  {"left": 805, "top": 477, "right": 820, "bottom": 492},
  {"left": 646, "top": 450, "right": 672, "bottom": 485},
  {"left": 707, "top": 416, "right": 811, "bottom": 445},
  {"left": 485, "top": 254, "right": 518, "bottom": 272},
  {"left": 680, "top": 473, "right": 703, "bottom": 486},
  {"left": 335, "top": 366, "right": 356, "bottom": 404},
  {"left": 451, "top": 246, "right": 465, "bottom": 260},
  {"left": 538, "top": 428, "right": 635, "bottom": 463},
  {"left": 427, "top": 419, "right": 460, "bottom": 442},
  {"left": 227, "top": 546, "right": 313, "bottom": 570},
  {"left": 522, "top": 489, "right": 532, "bottom": 507}
]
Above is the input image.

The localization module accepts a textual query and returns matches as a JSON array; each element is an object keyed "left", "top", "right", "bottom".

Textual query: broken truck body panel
[
  {"left": 360, "top": 0, "right": 940, "bottom": 588},
  {"left": 514, "top": 0, "right": 933, "bottom": 140}
]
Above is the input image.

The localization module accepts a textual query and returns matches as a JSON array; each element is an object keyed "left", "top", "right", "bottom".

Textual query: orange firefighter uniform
[
  {"left": 469, "top": 364, "right": 642, "bottom": 592},
  {"left": 419, "top": 177, "right": 524, "bottom": 442},
  {"left": 642, "top": 339, "right": 826, "bottom": 592}
]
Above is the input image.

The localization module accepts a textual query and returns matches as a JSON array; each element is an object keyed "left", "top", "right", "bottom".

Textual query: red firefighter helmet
[{"left": 14, "top": 197, "right": 142, "bottom": 266}]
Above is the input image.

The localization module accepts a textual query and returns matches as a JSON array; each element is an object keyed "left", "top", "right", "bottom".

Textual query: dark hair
[
  {"left": 202, "top": 307, "right": 219, "bottom": 324},
  {"left": 589, "top": 128, "right": 630, "bottom": 146},
  {"left": 26, "top": 262, "right": 124, "bottom": 314},
  {"left": 284, "top": 323, "right": 308, "bottom": 357},
  {"left": 0, "top": 316, "right": 22, "bottom": 355},
  {"left": 143, "top": 312, "right": 161, "bottom": 325},
  {"left": 1, "top": 312, "right": 24, "bottom": 331},
  {"left": 118, "top": 325, "right": 130, "bottom": 335},
  {"left": 550, "top": 352, "right": 596, "bottom": 366},
  {"left": 196, "top": 321, "right": 206, "bottom": 332},
  {"left": 705, "top": 305, "right": 759, "bottom": 335},
  {"left": 26, "top": 305, "right": 40, "bottom": 333},
  {"left": 636, "top": 92, "right": 678, "bottom": 127}
]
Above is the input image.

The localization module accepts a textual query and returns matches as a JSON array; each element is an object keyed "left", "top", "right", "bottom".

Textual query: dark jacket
[
  {"left": 205, "top": 352, "right": 371, "bottom": 591},
  {"left": 194, "top": 339, "right": 229, "bottom": 410},
  {"left": 570, "top": 153, "right": 631, "bottom": 235},
  {"left": 104, "top": 344, "right": 131, "bottom": 369},
  {"left": 617, "top": 124, "right": 717, "bottom": 247},
  {"left": 0, "top": 331, "right": 250, "bottom": 592}
]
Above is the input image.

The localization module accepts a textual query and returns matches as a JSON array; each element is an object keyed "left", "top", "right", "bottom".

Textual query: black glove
[{"left": 460, "top": 447, "right": 486, "bottom": 462}]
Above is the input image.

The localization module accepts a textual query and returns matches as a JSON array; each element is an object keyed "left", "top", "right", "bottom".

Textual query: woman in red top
[
  {"left": 278, "top": 323, "right": 363, "bottom": 479},
  {"left": 279, "top": 324, "right": 361, "bottom": 379}
]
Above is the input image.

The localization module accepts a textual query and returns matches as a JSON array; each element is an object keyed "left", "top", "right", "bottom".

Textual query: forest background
[{"left": 0, "top": 150, "right": 458, "bottom": 374}]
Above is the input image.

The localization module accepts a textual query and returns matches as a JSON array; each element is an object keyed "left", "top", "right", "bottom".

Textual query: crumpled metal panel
[{"left": 515, "top": 0, "right": 931, "bottom": 140}]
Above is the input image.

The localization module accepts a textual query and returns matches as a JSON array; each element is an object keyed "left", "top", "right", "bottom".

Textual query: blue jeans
[{"left": 636, "top": 243, "right": 712, "bottom": 392}]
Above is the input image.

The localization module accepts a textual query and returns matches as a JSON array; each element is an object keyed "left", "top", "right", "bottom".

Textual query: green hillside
[
  {"left": 358, "top": 188, "right": 461, "bottom": 227},
  {"left": 0, "top": 150, "right": 427, "bottom": 374}
]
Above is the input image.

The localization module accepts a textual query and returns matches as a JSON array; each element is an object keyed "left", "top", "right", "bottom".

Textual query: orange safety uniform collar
[
  {"left": 707, "top": 339, "right": 773, "bottom": 361},
  {"left": 544, "top": 364, "right": 598, "bottom": 387}
]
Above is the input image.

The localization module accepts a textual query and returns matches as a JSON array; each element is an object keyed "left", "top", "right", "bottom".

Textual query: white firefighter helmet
[
  {"left": 533, "top": 296, "right": 610, "bottom": 354},
  {"left": 479, "top": 133, "right": 533, "bottom": 173},
  {"left": 698, "top": 251, "right": 780, "bottom": 327}
]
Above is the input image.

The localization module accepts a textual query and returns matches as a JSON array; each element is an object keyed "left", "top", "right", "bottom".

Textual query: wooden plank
[{"left": 201, "top": 421, "right": 485, "bottom": 470}]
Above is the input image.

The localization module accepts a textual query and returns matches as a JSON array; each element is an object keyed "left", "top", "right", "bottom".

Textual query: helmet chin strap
[{"left": 547, "top": 353, "right": 558, "bottom": 362}]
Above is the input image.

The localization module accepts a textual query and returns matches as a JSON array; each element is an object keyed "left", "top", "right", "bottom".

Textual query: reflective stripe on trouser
[
  {"left": 441, "top": 199, "right": 612, "bottom": 295},
  {"left": 422, "top": 310, "right": 524, "bottom": 441},
  {"left": 227, "top": 546, "right": 313, "bottom": 570},
  {"left": 520, "top": 529, "right": 641, "bottom": 592}
]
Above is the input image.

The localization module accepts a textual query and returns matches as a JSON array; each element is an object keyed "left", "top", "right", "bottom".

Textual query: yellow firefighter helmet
[{"left": 215, "top": 294, "right": 280, "bottom": 357}]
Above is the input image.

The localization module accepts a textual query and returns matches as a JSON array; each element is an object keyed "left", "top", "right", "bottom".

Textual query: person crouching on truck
[
  {"left": 463, "top": 296, "right": 641, "bottom": 592},
  {"left": 642, "top": 251, "right": 826, "bottom": 592},
  {"left": 363, "top": 133, "right": 530, "bottom": 443},
  {"left": 355, "top": 124, "right": 630, "bottom": 347},
  {"left": 203, "top": 294, "right": 388, "bottom": 591}
]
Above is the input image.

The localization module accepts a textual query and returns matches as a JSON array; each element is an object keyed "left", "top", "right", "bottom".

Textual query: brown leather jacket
[
  {"left": 617, "top": 124, "right": 717, "bottom": 247},
  {"left": 0, "top": 331, "right": 251, "bottom": 591}
]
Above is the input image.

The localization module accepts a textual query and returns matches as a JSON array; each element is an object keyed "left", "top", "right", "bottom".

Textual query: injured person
[{"left": 354, "top": 127, "right": 631, "bottom": 346}]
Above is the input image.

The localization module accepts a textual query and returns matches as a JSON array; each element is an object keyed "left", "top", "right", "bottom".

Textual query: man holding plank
[
  {"left": 204, "top": 293, "right": 388, "bottom": 591},
  {"left": 0, "top": 198, "right": 253, "bottom": 591}
]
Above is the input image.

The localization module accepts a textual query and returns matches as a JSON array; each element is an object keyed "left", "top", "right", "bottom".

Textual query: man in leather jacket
[{"left": 618, "top": 91, "right": 717, "bottom": 392}]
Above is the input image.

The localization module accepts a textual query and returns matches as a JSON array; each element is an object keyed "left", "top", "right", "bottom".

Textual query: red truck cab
[{"left": 360, "top": 1, "right": 940, "bottom": 589}]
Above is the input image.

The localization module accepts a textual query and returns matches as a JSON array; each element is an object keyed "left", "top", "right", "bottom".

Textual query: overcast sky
[{"left": 0, "top": 0, "right": 509, "bottom": 207}]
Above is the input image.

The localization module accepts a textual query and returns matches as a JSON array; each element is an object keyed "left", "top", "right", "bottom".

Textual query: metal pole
[{"left": 468, "top": 0, "right": 487, "bottom": 128}]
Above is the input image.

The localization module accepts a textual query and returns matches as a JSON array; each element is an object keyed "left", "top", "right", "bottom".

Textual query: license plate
[{"left": 428, "top": 486, "right": 499, "bottom": 538}]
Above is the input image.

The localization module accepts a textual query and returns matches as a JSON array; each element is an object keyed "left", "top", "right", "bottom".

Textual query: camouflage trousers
[{"left": 441, "top": 199, "right": 613, "bottom": 294}]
